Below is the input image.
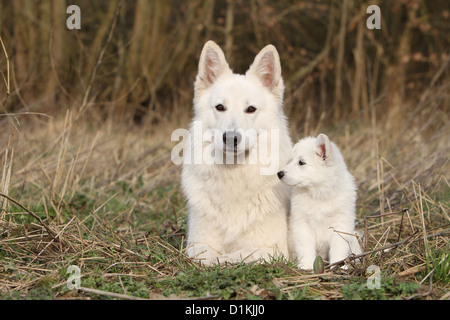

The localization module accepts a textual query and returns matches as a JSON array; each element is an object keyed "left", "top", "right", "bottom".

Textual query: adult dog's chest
[
  {"left": 202, "top": 163, "right": 283, "bottom": 240},
  {"left": 205, "top": 163, "right": 266, "bottom": 205}
]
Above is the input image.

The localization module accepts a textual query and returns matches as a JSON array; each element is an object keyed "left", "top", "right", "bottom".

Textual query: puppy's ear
[
  {"left": 315, "top": 133, "right": 331, "bottom": 162},
  {"left": 195, "top": 41, "right": 231, "bottom": 93},
  {"left": 246, "top": 45, "right": 284, "bottom": 99}
]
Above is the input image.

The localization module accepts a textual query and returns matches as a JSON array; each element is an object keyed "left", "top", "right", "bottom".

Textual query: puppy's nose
[
  {"left": 277, "top": 171, "right": 284, "bottom": 180},
  {"left": 223, "top": 131, "right": 242, "bottom": 147}
]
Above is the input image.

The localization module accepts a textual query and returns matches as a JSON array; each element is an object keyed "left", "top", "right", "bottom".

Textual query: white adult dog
[
  {"left": 181, "top": 41, "right": 292, "bottom": 265},
  {"left": 277, "top": 133, "right": 362, "bottom": 270}
]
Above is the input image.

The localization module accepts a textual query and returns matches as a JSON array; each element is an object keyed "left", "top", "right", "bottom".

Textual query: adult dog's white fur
[
  {"left": 278, "top": 134, "right": 362, "bottom": 270},
  {"left": 182, "top": 41, "right": 292, "bottom": 265}
]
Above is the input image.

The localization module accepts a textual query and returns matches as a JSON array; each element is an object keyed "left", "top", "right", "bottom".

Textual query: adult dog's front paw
[{"left": 186, "top": 243, "right": 220, "bottom": 266}]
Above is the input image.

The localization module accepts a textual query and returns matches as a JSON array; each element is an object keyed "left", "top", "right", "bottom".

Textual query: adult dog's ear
[
  {"left": 314, "top": 133, "right": 331, "bottom": 162},
  {"left": 195, "top": 41, "right": 231, "bottom": 93},
  {"left": 246, "top": 45, "right": 284, "bottom": 99}
]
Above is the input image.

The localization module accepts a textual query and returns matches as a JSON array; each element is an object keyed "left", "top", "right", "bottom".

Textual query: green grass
[
  {"left": 341, "top": 277, "right": 421, "bottom": 300},
  {"left": 152, "top": 262, "right": 290, "bottom": 300},
  {"left": 425, "top": 247, "right": 450, "bottom": 285}
]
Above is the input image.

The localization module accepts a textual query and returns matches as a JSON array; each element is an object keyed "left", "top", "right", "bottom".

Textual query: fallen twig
[
  {"left": 328, "top": 229, "right": 450, "bottom": 269},
  {"left": 78, "top": 287, "right": 148, "bottom": 300},
  {"left": 0, "top": 192, "right": 58, "bottom": 239}
]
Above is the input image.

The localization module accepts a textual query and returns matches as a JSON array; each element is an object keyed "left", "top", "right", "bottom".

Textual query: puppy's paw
[{"left": 297, "top": 256, "right": 315, "bottom": 271}]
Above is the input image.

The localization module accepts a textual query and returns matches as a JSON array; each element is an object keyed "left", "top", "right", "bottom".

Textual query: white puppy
[{"left": 277, "top": 133, "right": 361, "bottom": 270}]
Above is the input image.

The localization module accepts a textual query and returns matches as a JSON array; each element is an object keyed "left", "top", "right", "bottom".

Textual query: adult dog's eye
[
  {"left": 298, "top": 160, "right": 306, "bottom": 166},
  {"left": 246, "top": 106, "right": 257, "bottom": 113},
  {"left": 215, "top": 104, "right": 225, "bottom": 112}
]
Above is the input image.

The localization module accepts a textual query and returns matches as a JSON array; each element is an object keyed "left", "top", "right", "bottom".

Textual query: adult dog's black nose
[
  {"left": 277, "top": 171, "right": 284, "bottom": 180},
  {"left": 223, "top": 131, "right": 242, "bottom": 147}
]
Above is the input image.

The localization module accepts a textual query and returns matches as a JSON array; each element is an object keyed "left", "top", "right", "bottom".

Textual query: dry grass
[
  {"left": 0, "top": 111, "right": 188, "bottom": 297},
  {"left": 0, "top": 81, "right": 448, "bottom": 299}
]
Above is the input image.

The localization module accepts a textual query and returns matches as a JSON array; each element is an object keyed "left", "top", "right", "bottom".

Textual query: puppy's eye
[
  {"left": 215, "top": 104, "right": 225, "bottom": 112},
  {"left": 298, "top": 160, "right": 306, "bottom": 166},
  {"left": 246, "top": 106, "right": 257, "bottom": 113}
]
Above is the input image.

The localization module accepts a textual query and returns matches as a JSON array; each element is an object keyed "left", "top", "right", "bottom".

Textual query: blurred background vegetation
[{"left": 0, "top": 0, "right": 448, "bottom": 129}]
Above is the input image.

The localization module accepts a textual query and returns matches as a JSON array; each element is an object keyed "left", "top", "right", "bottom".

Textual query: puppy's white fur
[{"left": 278, "top": 133, "right": 361, "bottom": 270}]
